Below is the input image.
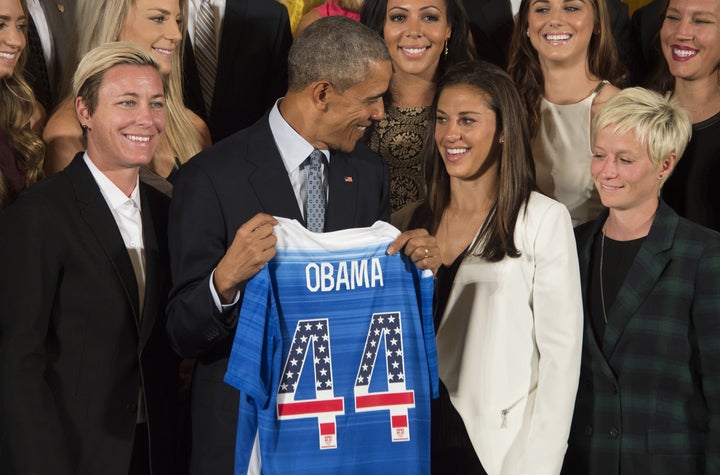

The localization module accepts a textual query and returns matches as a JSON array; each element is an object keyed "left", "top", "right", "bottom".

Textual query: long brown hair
[
  {"left": 506, "top": 0, "right": 625, "bottom": 136},
  {"left": 411, "top": 60, "right": 537, "bottom": 262},
  {"left": 0, "top": 0, "right": 45, "bottom": 209}
]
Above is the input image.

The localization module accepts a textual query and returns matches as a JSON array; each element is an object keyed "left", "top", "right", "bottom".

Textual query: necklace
[{"left": 599, "top": 229, "right": 608, "bottom": 324}]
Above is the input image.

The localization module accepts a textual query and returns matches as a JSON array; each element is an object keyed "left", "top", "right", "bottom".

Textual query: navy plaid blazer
[{"left": 563, "top": 200, "right": 720, "bottom": 474}]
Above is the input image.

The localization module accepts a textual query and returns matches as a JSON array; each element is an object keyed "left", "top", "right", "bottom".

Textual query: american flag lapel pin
[{"left": 344, "top": 176, "right": 353, "bottom": 183}]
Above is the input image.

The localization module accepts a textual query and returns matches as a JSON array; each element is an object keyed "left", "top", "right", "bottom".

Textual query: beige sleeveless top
[{"left": 532, "top": 81, "right": 608, "bottom": 226}]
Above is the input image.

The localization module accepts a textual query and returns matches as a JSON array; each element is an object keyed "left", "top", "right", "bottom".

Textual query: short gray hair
[
  {"left": 288, "top": 16, "right": 390, "bottom": 93},
  {"left": 592, "top": 87, "right": 692, "bottom": 169}
]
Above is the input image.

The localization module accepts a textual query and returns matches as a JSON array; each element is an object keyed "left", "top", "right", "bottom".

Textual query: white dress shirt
[{"left": 83, "top": 153, "right": 145, "bottom": 313}]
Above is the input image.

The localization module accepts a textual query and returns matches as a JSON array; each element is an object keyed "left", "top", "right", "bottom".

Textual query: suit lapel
[
  {"left": 325, "top": 151, "right": 359, "bottom": 231},
  {"left": 67, "top": 154, "right": 141, "bottom": 331},
  {"left": 601, "top": 202, "right": 676, "bottom": 358},
  {"left": 247, "top": 119, "right": 304, "bottom": 223},
  {"left": 576, "top": 213, "right": 617, "bottom": 380}
]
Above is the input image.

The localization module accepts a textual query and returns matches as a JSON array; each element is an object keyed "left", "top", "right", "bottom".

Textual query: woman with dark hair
[
  {"left": 0, "top": 0, "right": 45, "bottom": 210},
  {"left": 648, "top": 0, "right": 720, "bottom": 232},
  {"left": 507, "top": 0, "right": 624, "bottom": 225},
  {"left": 360, "top": 0, "right": 474, "bottom": 212},
  {"left": 396, "top": 60, "right": 582, "bottom": 474}
]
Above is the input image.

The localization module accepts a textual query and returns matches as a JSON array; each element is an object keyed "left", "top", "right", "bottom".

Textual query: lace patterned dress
[{"left": 368, "top": 105, "right": 429, "bottom": 213}]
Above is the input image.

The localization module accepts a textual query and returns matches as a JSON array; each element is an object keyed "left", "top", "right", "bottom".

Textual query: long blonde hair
[
  {"left": 76, "top": 0, "right": 202, "bottom": 164},
  {"left": 0, "top": 0, "right": 45, "bottom": 209}
]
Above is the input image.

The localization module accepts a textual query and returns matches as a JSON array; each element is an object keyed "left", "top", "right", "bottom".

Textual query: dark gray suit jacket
[
  {"left": 25, "top": 0, "right": 77, "bottom": 112},
  {"left": 183, "top": 0, "right": 292, "bottom": 143}
]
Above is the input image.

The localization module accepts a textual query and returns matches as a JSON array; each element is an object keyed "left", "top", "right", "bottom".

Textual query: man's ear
[
  {"left": 309, "top": 80, "right": 333, "bottom": 112},
  {"left": 75, "top": 96, "right": 91, "bottom": 129}
]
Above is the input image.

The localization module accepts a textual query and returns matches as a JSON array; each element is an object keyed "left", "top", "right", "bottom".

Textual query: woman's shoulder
[
  {"left": 43, "top": 99, "right": 79, "bottom": 139},
  {"left": 591, "top": 82, "right": 622, "bottom": 111},
  {"left": 43, "top": 99, "right": 83, "bottom": 175}
]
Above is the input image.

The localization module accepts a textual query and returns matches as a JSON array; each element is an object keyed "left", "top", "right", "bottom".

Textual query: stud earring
[{"left": 526, "top": 29, "right": 530, "bottom": 37}]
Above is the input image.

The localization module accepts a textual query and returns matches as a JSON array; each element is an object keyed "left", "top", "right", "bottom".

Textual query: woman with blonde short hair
[
  {"left": 43, "top": 0, "right": 210, "bottom": 180},
  {"left": 565, "top": 87, "right": 720, "bottom": 474}
]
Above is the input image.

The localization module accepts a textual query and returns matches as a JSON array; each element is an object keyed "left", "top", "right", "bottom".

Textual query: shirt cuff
[{"left": 209, "top": 268, "right": 241, "bottom": 312}]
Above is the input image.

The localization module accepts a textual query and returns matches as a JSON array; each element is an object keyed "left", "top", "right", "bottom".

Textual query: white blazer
[{"left": 437, "top": 192, "right": 583, "bottom": 475}]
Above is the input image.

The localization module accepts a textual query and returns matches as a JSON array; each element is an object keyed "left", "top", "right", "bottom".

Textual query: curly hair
[
  {"left": 0, "top": 0, "right": 45, "bottom": 209},
  {"left": 360, "top": 0, "right": 475, "bottom": 82}
]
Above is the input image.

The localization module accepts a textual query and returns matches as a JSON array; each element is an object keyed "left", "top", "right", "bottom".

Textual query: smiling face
[
  {"left": 314, "top": 59, "right": 392, "bottom": 152},
  {"left": 78, "top": 64, "right": 167, "bottom": 173},
  {"left": 661, "top": 0, "right": 720, "bottom": 82},
  {"left": 0, "top": 0, "right": 26, "bottom": 79},
  {"left": 527, "top": 0, "right": 595, "bottom": 68},
  {"left": 434, "top": 84, "right": 499, "bottom": 182},
  {"left": 120, "top": 0, "right": 182, "bottom": 76},
  {"left": 591, "top": 127, "right": 673, "bottom": 213},
  {"left": 383, "top": 0, "right": 452, "bottom": 81}
]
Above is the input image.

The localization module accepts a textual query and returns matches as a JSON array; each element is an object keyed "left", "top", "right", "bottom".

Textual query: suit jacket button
[
  {"left": 126, "top": 402, "right": 138, "bottom": 413},
  {"left": 609, "top": 427, "right": 620, "bottom": 439},
  {"left": 584, "top": 425, "right": 593, "bottom": 436}
]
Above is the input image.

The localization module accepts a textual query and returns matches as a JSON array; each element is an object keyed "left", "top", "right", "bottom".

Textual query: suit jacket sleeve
[
  {"left": 522, "top": 200, "right": 584, "bottom": 474},
  {"left": 694, "top": 239, "right": 720, "bottom": 473},
  {"left": 166, "top": 160, "right": 241, "bottom": 359},
  {"left": 0, "top": 191, "right": 74, "bottom": 474}
]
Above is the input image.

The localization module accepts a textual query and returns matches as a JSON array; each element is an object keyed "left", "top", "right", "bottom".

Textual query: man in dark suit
[
  {"left": 0, "top": 43, "right": 179, "bottom": 475},
  {"left": 464, "top": 0, "right": 640, "bottom": 81},
  {"left": 183, "top": 0, "right": 293, "bottom": 143},
  {"left": 167, "top": 16, "right": 439, "bottom": 474},
  {"left": 25, "top": 0, "right": 77, "bottom": 112}
]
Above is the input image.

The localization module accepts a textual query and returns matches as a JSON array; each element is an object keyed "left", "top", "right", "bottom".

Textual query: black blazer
[
  {"left": 462, "top": 0, "right": 514, "bottom": 68},
  {"left": 631, "top": 0, "right": 665, "bottom": 87},
  {"left": 25, "top": 0, "right": 77, "bottom": 112},
  {"left": 564, "top": 201, "right": 720, "bottom": 474},
  {"left": 0, "top": 155, "right": 178, "bottom": 475},
  {"left": 183, "top": 0, "right": 292, "bottom": 143},
  {"left": 166, "top": 112, "right": 390, "bottom": 474}
]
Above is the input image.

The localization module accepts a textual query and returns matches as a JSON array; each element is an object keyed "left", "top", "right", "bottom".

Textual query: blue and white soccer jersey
[{"left": 224, "top": 218, "right": 438, "bottom": 474}]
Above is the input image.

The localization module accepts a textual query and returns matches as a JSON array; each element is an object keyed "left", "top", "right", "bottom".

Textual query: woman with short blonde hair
[{"left": 43, "top": 0, "right": 210, "bottom": 179}]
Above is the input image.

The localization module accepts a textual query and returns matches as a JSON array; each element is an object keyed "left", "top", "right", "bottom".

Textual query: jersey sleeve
[{"left": 224, "top": 265, "right": 280, "bottom": 408}]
